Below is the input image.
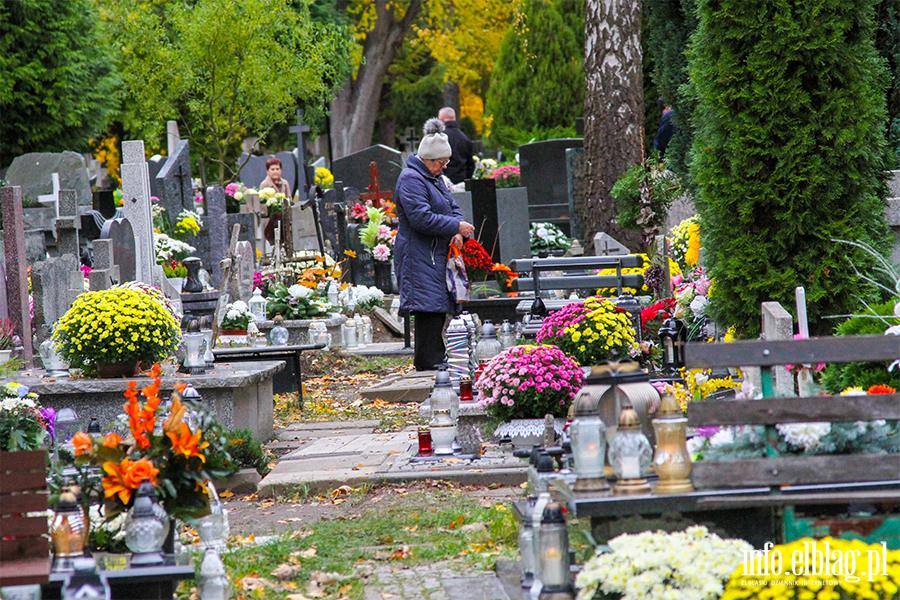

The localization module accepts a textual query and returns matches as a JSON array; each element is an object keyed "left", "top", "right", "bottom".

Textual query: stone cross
[
  {"left": 88, "top": 238, "right": 119, "bottom": 291},
  {"left": 359, "top": 162, "right": 393, "bottom": 209},
  {"left": 1, "top": 186, "right": 34, "bottom": 362},
  {"left": 290, "top": 109, "right": 310, "bottom": 195},
  {"left": 401, "top": 127, "right": 420, "bottom": 152},
  {"left": 55, "top": 189, "right": 80, "bottom": 257},
  {"left": 37, "top": 173, "right": 61, "bottom": 218},
  {"left": 212, "top": 224, "right": 242, "bottom": 342},
  {"left": 121, "top": 140, "right": 156, "bottom": 284}
]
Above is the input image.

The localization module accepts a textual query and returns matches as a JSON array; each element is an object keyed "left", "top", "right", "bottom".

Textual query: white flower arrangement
[
  {"left": 259, "top": 187, "right": 287, "bottom": 210},
  {"left": 337, "top": 285, "right": 384, "bottom": 311},
  {"left": 530, "top": 222, "right": 572, "bottom": 253},
  {"left": 288, "top": 284, "right": 311, "bottom": 299},
  {"left": 222, "top": 300, "right": 253, "bottom": 330},
  {"left": 153, "top": 232, "right": 196, "bottom": 262},
  {"left": 775, "top": 421, "right": 832, "bottom": 449},
  {"left": 575, "top": 526, "right": 751, "bottom": 600}
]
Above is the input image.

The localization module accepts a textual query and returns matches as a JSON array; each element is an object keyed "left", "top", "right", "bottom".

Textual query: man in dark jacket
[
  {"left": 395, "top": 118, "right": 475, "bottom": 370},
  {"left": 439, "top": 107, "right": 475, "bottom": 185}
]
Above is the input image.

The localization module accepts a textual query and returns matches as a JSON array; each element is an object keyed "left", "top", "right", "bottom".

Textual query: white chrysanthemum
[
  {"left": 709, "top": 428, "right": 733, "bottom": 447},
  {"left": 288, "top": 284, "right": 310, "bottom": 298},
  {"left": 689, "top": 295, "right": 709, "bottom": 315},
  {"left": 776, "top": 421, "right": 831, "bottom": 449}
]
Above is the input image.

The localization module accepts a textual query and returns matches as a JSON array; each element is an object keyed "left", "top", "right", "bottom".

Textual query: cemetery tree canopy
[
  {"left": 0, "top": 0, "right": 119, "bottom": 168},
  {"left": 689, "top": 0, "right": 892, "bottom": 338},
  {"left": 109, "top": 0, "right": 353, "bottom": 184}
]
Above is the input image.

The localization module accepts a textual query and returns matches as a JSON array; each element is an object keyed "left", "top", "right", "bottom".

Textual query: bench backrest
[
  {"left": 510, "top": 255, "right": 645, "bottom": 294},
  {"left": 683, "top": 335, "right": 900, "bottom": 489},
  {"left": 0, "top": 450, "right": 51, "bottom": 587}
]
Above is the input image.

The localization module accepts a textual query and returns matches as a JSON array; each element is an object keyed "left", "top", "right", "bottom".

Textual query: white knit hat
[{"left": 417, "top": 118, "right": 452, "bottom": 160}]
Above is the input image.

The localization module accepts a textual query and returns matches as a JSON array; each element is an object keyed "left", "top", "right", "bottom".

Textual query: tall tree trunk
[
  {"left": 329, "top": 0, "right": 423, "bottom": 158},
  {"left": 442, "top": 79, "right": 460, "bottom": 116},
  {"left": 581, "top": 0, "right": 644, "bottom": 250}
]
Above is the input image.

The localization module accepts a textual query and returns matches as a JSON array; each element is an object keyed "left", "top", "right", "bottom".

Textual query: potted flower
[
  {"left": 1, "top": 383, "right": 53, "bottom": 452},
  {"left": 162, "top": 261, "right": 188, "bottom": 294},
  {"left": 530, "top": 222, "right": 571, "bottom": 257},
  {"left": 536, "top": 296, "right": 638, "bottom": 366},
  {"left": 490, "top": 164, "right": 521, "bottom": 188},
  {"left": 462, "top": 238, "right": 494, "bottom": 282},
  {"left": 221, "top": 300, "right": 253, "bottom": 335},
  {"left": 265, "top": 283, "right": 330, "bottom": 320},
  {"left": 476, "top": 345, "right": 583, "bottom": 445},
  {"left": 0, "top": 319, "right": 16, "bottom": 365},
  {"left": 314, "top": 167, "right": 334, "bottom": 190},
  {"left": 359, "top": 207, "right": 396, "bottom": 293},
  {"left": 53, "top": 285, "right": 180, "bottom": 378}
]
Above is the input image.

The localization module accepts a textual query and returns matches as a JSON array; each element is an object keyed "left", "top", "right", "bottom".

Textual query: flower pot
[
  {"left": 95, "top": 360, "right": 141, "bottom": 379},
  {"left": 373, "top": 262, "right": 393, "bottom": 294},
  {"left": 0, "top": 349, "right": 12, "bottom": 366},
  {"left": 167, "top": 277, "right": 183, "bottom": 294},
  {"left": 220, "top": 329, "right": 248, "bottom": 336}
]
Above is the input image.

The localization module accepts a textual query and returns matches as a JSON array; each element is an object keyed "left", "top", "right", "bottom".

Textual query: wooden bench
[
  {"left": 0, "top": 450, "right": 51, "bottom": 588},
  {"left": 509, "top": 255, "right": 645, "bottom": 315}
]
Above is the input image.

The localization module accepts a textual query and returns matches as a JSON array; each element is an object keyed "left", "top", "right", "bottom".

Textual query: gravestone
[
  {"left": 495, "top": 187, "right": 531, "bottom": 264},
  {"left": 465, "top": 178, "right": 500, "bottom": 263},
  {"left": 92, "top": 190, "right": 116, "bottom": 220},
  {"left": 147, "top": 155, "right": 166, "bottom": 200},
  {"left": 451, "top": 191, "right": 473, "bottom": 222},
  {"left": 1, "top": 186, "right": 34, "bottom": 362},
  {"left": 226, "top": 213, "right": 256, "bottom": 254},
  {"left": 235, "top": 241, "right": 254, "bottom": 303},
  {"left": 759, "top": 302, "right": 794, "bottom": 397},
  {"left": 31, "top": 253, "right": 79, "bottom": 341},
  {"left": 593, "top": 232, "right": 631, "bottom": 256},
  {"left": 100, "top": 218, "right": 136, "bottom": 282},
  {"left": 55, "top": 190, "right": 80, "bottom": 257},
  {"left": 565, "top": 147, "right": 586, "bottom": 241},
  {"left": 79, "top": 211, "right": 105, "bottom": 243},
  {"left": 331, "top": 145, "right": 402, "bottom": 195},
  {"left": 5, "top": 151, "right": 92, "bottom": 205},
  {"left": 400, "top": 127, "right": 420, "bottom": 152},
  {"left": 156, "top": 140, "right": 193, "bottom": 228},
  {"left": 207, "top": 186, "right": 229, "bottom": 289},
  {"left": 347, "top": 224, "right": 375, "bottom": 286},
  {"left": 319, "top": 185, "right": 360, "bottom": 259},
  {"left": 88, "top": 238, "right": 119, "bottom": 291},
  {"left": 0, "top": 261, "right": 7, "bottom": 320},
  {"left": 167, "top": 120, "right": 180, "bottom": 157},
  {"left": 291, "top": 203, "right": 320, "bottom": 253},
  {"left": 24, "top": 230, "right": 46, "bottom": 263},
  {"left": 289, "top": 109, "right": 311, "bottom": 195},
  {"left": 238, "top": 152, "right": 298, "bottom": 196},
  {"left": 151, "top": 264, "right": 183, "bottom": 317},
  {"left": 518, "top": 138, "right": 583, "bottom": 234},
  {"left": 121, "top": 140, "right": 156, "bottom": 284}
]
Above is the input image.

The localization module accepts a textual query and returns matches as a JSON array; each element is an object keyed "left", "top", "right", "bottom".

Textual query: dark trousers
[{"left": 412, "top": 311, "right": 446, "bottom": 371}]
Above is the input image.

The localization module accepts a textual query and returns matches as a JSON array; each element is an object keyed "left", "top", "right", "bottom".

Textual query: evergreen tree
[
  {"left": 0, "top": 0, "right": 119, "bottom": 168},
  {"left": 875, "top": 0, "right": 900, "bottom": 166},
  {"left": 689, "top": 0, "right": 891, "bottom": 337},
  {"left": 486, "top": 0, "right": 585, "bottom": 150}
]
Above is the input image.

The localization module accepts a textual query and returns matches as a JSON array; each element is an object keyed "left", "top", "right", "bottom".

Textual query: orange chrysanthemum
[
  {"left": 167, "top": 422, "right": 209, "bottom": 463},
  {"left": 72, "top": 431, "right": 93, "bottom": 456},
  {"left": 867, "top": 384, "right": 897, "bottom": 394},
  {"left": 103, "top": 432, "right": 123, "bottom": 448}
]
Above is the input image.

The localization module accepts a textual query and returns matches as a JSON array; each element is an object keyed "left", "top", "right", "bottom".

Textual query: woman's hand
[
  {"left": 451, "top": 233, "right": 464, "bottom": 249},
  {"left": 458, "top": 221, "right": 475, "bottom": 237}
]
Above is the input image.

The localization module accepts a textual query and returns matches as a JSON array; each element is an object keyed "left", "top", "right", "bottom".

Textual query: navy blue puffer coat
[{"left": 394, "top": 155, "right": 464, "bottom": 314}]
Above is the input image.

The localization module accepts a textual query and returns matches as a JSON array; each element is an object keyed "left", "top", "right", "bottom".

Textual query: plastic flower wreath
[
  {"left": 475, "top": 345, "right": 583, "bottom": 421},
  {"left": 52, "top": 285, "right": 180, "bottom": 375},
  {"left": 71, "top": 365, "right": 232, "bottom": 519},
  {"left": 537, "top": 296, "right": 638, "bottom": 366}
]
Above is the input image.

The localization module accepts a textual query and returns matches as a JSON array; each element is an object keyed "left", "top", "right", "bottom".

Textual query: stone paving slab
[
  {"left": 360, "top": 370, "right": 436, "bottom": 404},
  {"left": 347, "top": 342, "right": 413, "bottom": 355}
]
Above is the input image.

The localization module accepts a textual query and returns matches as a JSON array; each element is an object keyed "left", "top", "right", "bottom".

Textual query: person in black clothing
[
  {"left": 654, "top": 98, "right": 676, "bottom": 157},
  {"left": 438, "top": 107, "right": 475, "bottom": 184}
]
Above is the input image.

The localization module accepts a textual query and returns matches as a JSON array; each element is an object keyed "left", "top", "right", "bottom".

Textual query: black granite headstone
[
  {"left": 147, "top": 155, "right": 166, "bottom": 200},
  {"left": 519, "top": 138, "right": 583, "bottom": 235},
  {"left": 99, "top": 217, "right": 136, "bottom": 282},
  {"left": 331, "top": 145, "right": 402, "bottom": 195},
  {"left": 92, "top": 190, "right": 116, "bottom": 220},
  {"left": 465, "top": 178, "right": 500, "bottom": 263},
  {"left": 156, "top": 140, "right": 193, "bottom": 229},
  {"left": 347, "top": 223, "right": 375, "bottom": 286}
]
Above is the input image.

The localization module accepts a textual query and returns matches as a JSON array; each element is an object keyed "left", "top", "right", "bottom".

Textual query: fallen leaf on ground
[
  {"left": 240, "top": 493, "right": 258, "bottom": 501},
  {"left": 441, "top": 457, "right": 463, "bottom": 463},
  {"left": 271, "top": 563, "right": 300, "bottom": 581},
  {"left": 460, "top": 522, "right": 487, "bottom": 533},
  {"left": 519, "top": 482, "right": 528, "bottom": 488},
  {"left": 339, "top": 584, "right": 352, "bottom": 594},
  {"left": 298, "top": 547, "right": 317, "bottom": 558},
  {"left": 389, "top": 546, "right": 410, "bottom": 560},
  {"left": 241, "top": 576, "right": 273, "bottom": 591},
  {"left": 219, "top": 490, "right": 234, "bottom": 498}
]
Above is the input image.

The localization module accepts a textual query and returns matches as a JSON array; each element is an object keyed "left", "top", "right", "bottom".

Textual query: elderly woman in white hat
[{"left": 394, "top": 118, "right": 476, "bottom": 371}]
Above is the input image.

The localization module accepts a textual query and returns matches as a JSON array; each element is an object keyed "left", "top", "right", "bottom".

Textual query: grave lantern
[
  {"left": 124, "top": 479, "right": 170, "bottom": 565},
  {"left": 270, "top": 315, "right": 290, "bottom": 346},
  {"left": 181, "top": 319, "right": 207, "bottom": 374},
  {"left": 569, "top": 385, "right": 609, "bottom": 494},
  {"left": 62, "top": 557, "right": 110, "bottom": 600},
  {"left": 517, "top": 507, "right": 537, "bottom": 588},
  {"left": 429, "top": 367, "right": 458, "bottom": 455},
  {"left": 615, "top": 292, "right": 643, "bottom": 344},
  {"left": 608, "top": 399, "right": 652, "bottom": 495},
  {"left": 474, "top": 320, "right": 502, "bottom": 379},
  {"left": 197, "top": 547, "right": 230, "bottom": 600},
  {"left": 51, "top": 490, "right": 86, "bottom": 572},
  {"left": 652, "top": 393, "right": 694, "bottom": 494},
  {"left": 537, "top": 503, "right": 575, "bottom": 600},
  {"left": 199, "top": 315, "right": 216, "bottom": 365},
  {"left": 458, "top": 378, "right": 474, "bottom": 402},
  {"left": 342, "top": 318, "right": 358, "bottom": 349},
  {"left": 248, "top": 288, "right": 267, "bottom": 322},
  {"left": 499, "top": 319, "right": 516, "bottom": 350},
  {"left": 658, "top": 317, "right": 680, "bottom": 375},
  {"left": 446, "top": 318, "right": 470, "bottom": 384}
]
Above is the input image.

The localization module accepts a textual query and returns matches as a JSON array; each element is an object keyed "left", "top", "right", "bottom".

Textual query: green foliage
[
  {"left": 610, "top": 157, "right": 683, "bottom": 232},
  {"left": 0, "top": 0, "right": 119, "bottom": 168},
  {"left": 688, "top": 0, "right": 892, "bottom": 338},
  {"left": 359, "top": 207, "right": 385, "bottom": 250},
  {"left": 820, "top": 300, "right": 900, "bottom": 394},
  {"left": 108, "top": 0, "right": 353, "bottom": 184},
  {"left": 486, "top": 0, "right": 584, "bottom": 151},
  {"left": 486, "top": 125, "right": 578, "bottom": 156},
  {"left": 875, "top": 0, "right": 900, "bottom": 167},
  {"left": 224, "top": 428, "right": 270, "bottom": 476}
]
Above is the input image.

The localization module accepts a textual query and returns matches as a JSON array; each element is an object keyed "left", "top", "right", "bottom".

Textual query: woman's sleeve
[{"left": 398, "top": 176, "right": 460, "bottom": 238}]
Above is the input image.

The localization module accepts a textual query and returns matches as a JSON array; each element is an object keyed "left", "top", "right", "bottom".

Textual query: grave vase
[
  {"left": 373, "top": 261, "right": 393, "bottom": 294},
  {"left": 0, "top": 349, "right": 11, "bottom": 366},
  {"left": 96, "top": 360, "right": 141, "bottom": 379},
  {"left": 167, "top": 277, "right": 184, "bottom": 294}
]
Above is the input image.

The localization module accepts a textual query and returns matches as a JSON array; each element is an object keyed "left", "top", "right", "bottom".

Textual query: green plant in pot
[
  {"left": 0, "top": 319, "right": 16, "bottom": 365},
  {"left": 221, "top": 301, "right": 253, "bottom": 334}
]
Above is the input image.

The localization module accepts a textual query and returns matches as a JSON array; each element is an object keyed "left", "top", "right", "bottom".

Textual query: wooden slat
[
  {"left": 0, "top": 450, "right": 48, "bottom": 471},
  {"left": 510, "top": 255, "right": 644, "bottom": 272},
  {"left": 513, "top": 274, "right": 644, "bottom": 292},
  {"left": 0, "top": 515, "right": 50, "bottom": 537},
  {"left": 1, "top": 537, "right": 50, "bottom": 561},
  {"left": 684, "top": 335, "right": 900, "bottom": 368},
  {"left": 691, "top": 454, "right": 900, "bottom": 489},
  {"left": 0, "top": 491, "right": 48, "bottom": 516},
  {"left": 0, "top": 471, "right": 47, "bottom": 494},
  {"left": 0, "top": 557, "right": 51, "bottom": 587},
  {"left": 688, "top": 394, "right": 900, "bottom": 426}
]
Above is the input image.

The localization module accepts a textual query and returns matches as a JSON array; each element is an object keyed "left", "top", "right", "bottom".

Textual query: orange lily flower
[
  {"left": 72, "top": 431, "right": 93, "bottom": 456},
  {"left": 102, "top": 459, "right": 133, "bottom": 504},
  {"left": 167, "top": 423, "right": 209, "bottom": 463},
  {"left": 123, "top": 458, "right": 159, "bottom": 490},
  {"left": 103, "top": 432, "right": 123, "bottom": 448}
]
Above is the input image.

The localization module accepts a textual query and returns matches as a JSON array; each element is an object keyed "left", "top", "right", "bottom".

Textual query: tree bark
[
  {"left": 581, "top": 0, "right": 644, "bottom": 251},
  {"left": 442, "top": 79, "right": 460, "bottom": 116},
  {"left": 329, "top": 0, "right": 423, "bottom": 158}
]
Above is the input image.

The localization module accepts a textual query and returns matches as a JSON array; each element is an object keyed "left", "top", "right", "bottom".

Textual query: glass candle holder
[{"left": 652, "top": 394, "right": 694, "bottom": 494}]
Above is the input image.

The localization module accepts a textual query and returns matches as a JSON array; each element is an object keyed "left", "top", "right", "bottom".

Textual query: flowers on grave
[
  {"left": 349, "top": 203, "right": 370, "bottom": 222},
  {"left": 173, "top": 209, "right": 203, "bottom": 239},
  {"left": 359, "top": 208, "right": 396, "bottom": 261},
  {"left": 0, "top": 383, "right": 52, "bottom": 451},
  {"left": 721, "top": 538, "right": 900, "bottom": 600},
  {"left": 71, "top": 367, "right": 234, "bottom": 519},
  {"left": 475, "top": 344, "right": 583, "bottom": 421},
  {"left": 264, "top": 282, "right": 330, "bottom": 320},
  {"left": 536, "top": 296, "right": 638, "bottom": 366},
  {"left": 472, "top": 157, "right": 498, "bottom": 179},
  {"left": 224, "top": 182, "right": 256, "bottom": 202},
  {"left": 462, "top": 238, "right": 493, "bottom": 281},
  {"left": 154, "top": 232, "right": 196, "bottom": 263},
  {"left": 0, "top": 318, "right": 16, "bottom": 351},
  {"left": 530, "top": 222, "right": 571, "bottom": 255},
  {"left": 259, "top": 187, "right": 287, "bottom": 211},
  {"left": 652, "top": 368, "right": 742, "bottom": 413},
  {"left": 669, "top": 214, "right": 701, "bottom": 273},
  {"left": 113, "top": 188, "right": 123, "bottom": 207},
  {"left": 315, "top": 167, "right": 334, "bottom": 189},
  {"left": 221, "top": 301, "right": 253, "bottom": 331},
  {"left": 258, "top": 251, "right": 341, "bottom": 286},
  {"left": 253, "top": 271, "right": 277, "bottom": 296},
  {"left": 594, "top": 253, "right": 683, "bottom": 297},
  {"left": 491, "top": 263, "right": 517, "bottom": 290},
  {"left": 337, "top": 285, "right": 384, "bottom": 311},
  {"left": 163, "top": 261, "right": 188, "bottom": 279},
  {"left": 671, "top": 267, "right": 713, "bottom": 341},
  {"left": 489, "top": 164, "right": 521, "bottom": 188},
  {"left": 576, "top": 526, "right": 752, "bottom": 600},
  {"left": 53, "top": 286, "right": 180, "bottom": 375}
]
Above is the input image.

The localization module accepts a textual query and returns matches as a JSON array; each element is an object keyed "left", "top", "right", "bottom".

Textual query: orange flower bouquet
[{"left": 72, "top": 364, "right": 234, "bottom": 519}]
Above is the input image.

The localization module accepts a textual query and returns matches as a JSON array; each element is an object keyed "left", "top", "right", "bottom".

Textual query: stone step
[{"left": 360, "top": 371, "right": 435, "bottom": 404}]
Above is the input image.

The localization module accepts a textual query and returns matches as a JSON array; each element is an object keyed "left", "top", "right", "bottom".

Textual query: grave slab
[
  {"left": 593, "top": 232, "right": 631, "bottom": 256},
  {"left": 332, "top": 145, "right": 402, "bottom": 194}
]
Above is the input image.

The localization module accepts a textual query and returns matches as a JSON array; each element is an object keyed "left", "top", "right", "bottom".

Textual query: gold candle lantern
[
  {"left": 651, "top": 393, "right": 694, "bottom": 494},
  {"left": 51, "top": 490, "right": 86, "bottom": 571}
]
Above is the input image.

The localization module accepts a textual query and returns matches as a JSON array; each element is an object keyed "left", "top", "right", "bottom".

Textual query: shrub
[{"left": 224, "top": 428, "right": 270, "bottom": 475}]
